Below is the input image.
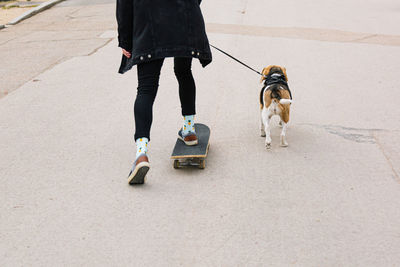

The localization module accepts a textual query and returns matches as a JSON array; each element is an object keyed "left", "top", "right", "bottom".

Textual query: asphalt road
[{"left": 1, "top": 0, "right": 400, "bottom": 266}]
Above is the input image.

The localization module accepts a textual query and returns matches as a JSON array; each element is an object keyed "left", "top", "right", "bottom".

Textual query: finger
[
  {"left": 123, "top": 51, "right": 131, "bottom": 58},
  {"left": 122, "top": 49, "right": 131, "bottom": 58}
]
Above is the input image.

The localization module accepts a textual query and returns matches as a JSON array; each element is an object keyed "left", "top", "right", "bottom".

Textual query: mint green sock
[
  {"left": 136, "top": 137, "right": 149, "bottom": 159},
  {"left": 183, "top": 115, "right": 195, "bottom": 135}
]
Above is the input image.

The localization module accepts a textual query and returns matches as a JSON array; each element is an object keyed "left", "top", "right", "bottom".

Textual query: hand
[{"left": 122, "top": 49, "right": 131, "bottom": 58}]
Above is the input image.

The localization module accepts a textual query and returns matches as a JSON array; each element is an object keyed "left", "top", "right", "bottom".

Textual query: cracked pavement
[{"left": 1, "top": 0, "right": 400, "bottom": 266}]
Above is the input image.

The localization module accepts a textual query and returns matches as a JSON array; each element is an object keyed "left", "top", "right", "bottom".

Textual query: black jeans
[{"left": 134, "top": 57, "right": 196, "bottom": 141}]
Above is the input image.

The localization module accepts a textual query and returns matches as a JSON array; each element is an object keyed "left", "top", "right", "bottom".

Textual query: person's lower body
[{"left": 128, "top": 57, "right": 197, "bottom": 184}]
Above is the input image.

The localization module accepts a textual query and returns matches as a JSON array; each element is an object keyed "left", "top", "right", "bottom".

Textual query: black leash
[
  {"left": 210, "top": 44, "right": 293, "bottom": 100},
  {"left": 210, "top": 44, "right": 265, "bottom": 77}
]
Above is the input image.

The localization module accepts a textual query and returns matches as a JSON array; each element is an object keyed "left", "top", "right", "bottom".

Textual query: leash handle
[{"left": 210, "top": 44, "right": 265, "bottom": 77}]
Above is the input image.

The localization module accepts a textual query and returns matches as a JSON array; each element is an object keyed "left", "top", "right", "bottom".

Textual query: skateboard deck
[{"left": 171, "top": 123, "right": 210, "bottom": 169}]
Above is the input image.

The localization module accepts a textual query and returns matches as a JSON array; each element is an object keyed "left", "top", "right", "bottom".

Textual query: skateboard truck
[{"left": 173, "top": 157, "right": 206, "bottom": 169}]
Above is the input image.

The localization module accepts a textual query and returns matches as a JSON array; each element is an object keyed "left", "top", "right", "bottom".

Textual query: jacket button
[
  {"left": 148, "top": 54, "right": 151, "bottom": 58},
  {"left": 140, "top": 56, "right": 144, "bottom": 60}
]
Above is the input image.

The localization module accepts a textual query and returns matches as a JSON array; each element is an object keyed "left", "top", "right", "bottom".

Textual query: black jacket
[{"left": 116, "top": 0, "right": 212, "bottom": 74}]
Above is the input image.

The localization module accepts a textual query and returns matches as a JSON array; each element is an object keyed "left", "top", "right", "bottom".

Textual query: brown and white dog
[{"left": 259, "top": 65, "right": 292, "bottom": 149}]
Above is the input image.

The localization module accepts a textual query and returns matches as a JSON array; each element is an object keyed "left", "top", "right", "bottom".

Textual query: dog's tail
[{"left": 279, "top": 99, "right": 293, "bottom": 105}]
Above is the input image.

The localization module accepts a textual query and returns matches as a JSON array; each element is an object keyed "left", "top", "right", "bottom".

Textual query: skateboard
[{"left": 171, "top": 123, "right": 210, "bottom": 169}]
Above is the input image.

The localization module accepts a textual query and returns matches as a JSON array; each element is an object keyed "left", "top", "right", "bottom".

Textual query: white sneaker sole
[
  {"left": 178, "top": 135, "right": 198, "bottom": 146},
  {"left": 128, "top": 162, "right": 150, "bottom": 185}
]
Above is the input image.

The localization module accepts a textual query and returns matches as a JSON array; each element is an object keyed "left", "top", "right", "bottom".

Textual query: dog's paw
[
  {"left": 265, "top": 138, "right": 272, "bottom": 149},
  {"left": 280, "top": 135, "right": 288, "bottom": 147}
]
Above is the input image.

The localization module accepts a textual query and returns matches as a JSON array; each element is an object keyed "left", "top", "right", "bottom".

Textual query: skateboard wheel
[
  {"left": 198, "top": 159, "right": 205, "bottom": 169},
  {"left": 173, "top": 160, "right": 180, "bottom": 169}
]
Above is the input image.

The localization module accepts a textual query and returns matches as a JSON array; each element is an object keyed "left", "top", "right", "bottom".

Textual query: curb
[
  {"left": 7, "top": 0, "right": 65, "bottom": 25},
  {"left": 0, "top": 25, "right": 5, "bottom": 30}
]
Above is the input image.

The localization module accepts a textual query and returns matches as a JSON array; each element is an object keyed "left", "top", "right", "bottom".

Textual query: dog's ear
[
  {"left": 260, "top": 68, "right": 266, "bottom": 83},
  {"left": 282, "top": 67, "right": 288, "bottom": 81},
  {"left": 260, "top": 66, "right": 271, "bottom": 83}
]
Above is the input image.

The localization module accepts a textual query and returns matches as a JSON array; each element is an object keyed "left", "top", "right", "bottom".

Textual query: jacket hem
[{"left": 118, "top": 48, "right": 212, "bottom": 74}]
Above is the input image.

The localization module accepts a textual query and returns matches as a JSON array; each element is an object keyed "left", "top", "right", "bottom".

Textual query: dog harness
[{"left": 264, "top": 74, "right": 293, "bottom": 100}]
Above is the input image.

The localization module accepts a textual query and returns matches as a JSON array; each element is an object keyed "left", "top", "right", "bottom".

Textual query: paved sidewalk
[
  {"left": 1, "top": 0, "right": 400, "bottom": 266},
  {"left": 0, "top": 0, "right": 115, "bottom": 98},
  {"left": 0, "top": 0, "right": 42, "bottom": 25}
]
